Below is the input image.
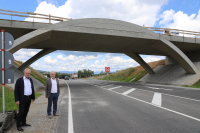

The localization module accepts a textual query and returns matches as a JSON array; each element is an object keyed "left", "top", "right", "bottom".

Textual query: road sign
[
  {"left": 1, "top": 30, "right": 14, "bottom": 114},
  {"left": 0, "top": 32, "right": 14, "bottom": 49},
  {"left": 105, "top": 67, "right": 110, "bottom": 73},
  {"left": 0, "top": 69, "right": 14, "bottom": 84},
  {"left": 0, "top": 51, "right": 14, "bottom": 69}
]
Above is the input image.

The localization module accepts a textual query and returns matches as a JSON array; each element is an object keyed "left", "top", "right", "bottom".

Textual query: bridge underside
[{"left": 5, "top": 18, "right": 200, "bottom": 83}]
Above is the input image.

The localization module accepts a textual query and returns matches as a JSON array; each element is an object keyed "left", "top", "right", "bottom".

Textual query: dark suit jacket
[
  {"left": 45, "top": 78, "right": 60, "bottom": 98},
  {"left": 14, "top": 77, "right": 35, "bottom": 103}
]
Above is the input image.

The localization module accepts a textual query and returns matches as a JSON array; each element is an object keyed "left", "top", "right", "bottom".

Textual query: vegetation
[
  {"left": 187, "top": 80, "right": 200, "bottom": 88},
  {"left": 0, "top": 85, "right": 17, "bottom": 111},
  {"left": 78, "top": 69, "right": 94, "bottom": 78},
  {"left": 0, "top": 85, "right": 43, "bottom": 112},
  {"left": 0, "top": 60, "right": 46, "bottom": 112},
  {"left": 97, "top": 60, "right": 165, "bottom": 82},
  {"left": 14, "top": 60, "right": 47, "bottom": 85}
]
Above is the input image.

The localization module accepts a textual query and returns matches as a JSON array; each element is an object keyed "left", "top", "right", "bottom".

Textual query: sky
[{"left": 1, "top": 0, "right": 200, "bottom": 73}]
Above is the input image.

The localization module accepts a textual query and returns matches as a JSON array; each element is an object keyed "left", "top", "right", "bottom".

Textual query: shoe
[
  {"left": 48, "top": 115, "right": 52, "bottom": 119},
  {"left": 53, "top": 114, "right": 59, "bottom": 116},
  {"left": 22, "top": 123, "right": 31, "bottom": 126},
  {"left": 17, "top": 127, "right": 24, "bottom": 132}
]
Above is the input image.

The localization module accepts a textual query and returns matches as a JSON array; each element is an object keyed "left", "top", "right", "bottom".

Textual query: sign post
[
  {"left": 1, "top": 30, "right": 5, "bottom": 114},
  {"left": 0, "top": 30, "right": 14, "bottom": 113}
]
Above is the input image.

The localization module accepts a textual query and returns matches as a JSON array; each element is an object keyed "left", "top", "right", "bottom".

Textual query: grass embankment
[
  {"left": 188, "top": 80, "right": 200, "bottom": 88},
  {"left": 99, "top": 60, "right": 165, "bottom": 82},
  {"left": 0, "top": 86, "right": 42, "bottom": 112},
  {"left": 15, "top": 60, "right": 47, "bottom": 85},
  {"left": 0, "top": 60, "right": 45, "bottom": 112}
]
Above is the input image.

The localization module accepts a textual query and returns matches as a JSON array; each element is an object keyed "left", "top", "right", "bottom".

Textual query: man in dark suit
[
  {"left": 14, "top": 68, "right": 35, "bottom": 132},
  {"left": 45, "top": 71, "right": 60, "bottom": 119}
]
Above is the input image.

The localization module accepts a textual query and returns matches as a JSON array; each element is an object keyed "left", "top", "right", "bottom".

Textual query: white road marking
[
  {"left": 99, "top": 87, "right": 200, "bottom": 122},
  {"left": 152, "top": 93, "right": 162, "bottom": 106},
  {"left": 140, "top": 87, "right": 200, "bottom": 102},
  {"left": 147, "top": 86, "right": 172, "bottom": 91},
  {"left": 88, "top": 81, "right": 200, "bottom": 102},
  {"left": 101, "top": 84, "right": 114, "bottom": 88},
  {"left": 65, "top": 81, "right": 74, "bottom": 133},
  {"left": 122, "top": 88, "right": 136, "bottom": 95},
  {"left": 107, "top": 86, "right": 122, "bottom": 90}
]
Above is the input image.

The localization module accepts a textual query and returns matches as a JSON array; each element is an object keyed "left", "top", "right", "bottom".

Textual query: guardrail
[
  {"left": 0, "top": 9, "right": 200, "bottom": 38},
  {"left": 0, "top": 9, "right": 71, "bottom": 23},
  {"left": 145, "top": 27, "right": 200, "bottom": 38}
]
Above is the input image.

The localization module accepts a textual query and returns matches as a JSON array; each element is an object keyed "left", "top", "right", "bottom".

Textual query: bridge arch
[{"left": 8, "top": 18, "right": 198, "bottom": 74}]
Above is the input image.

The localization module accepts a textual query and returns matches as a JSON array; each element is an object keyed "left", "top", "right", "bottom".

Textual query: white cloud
[
  {"left": 27, "top": 0, "right": 167, "bottom": 26},
  {"left": 159, "top": 9, "right": 200, "bottom": 32},
  {"left": 28, "top": 52, "right": 165, "bottom": 72},
  {"left": 14, "top": 49, "right": 41, "bottom": 62},
  {"left": 25, "top": 1, "right": 71, "bottom": 23},
  {"left": 44, "top": 56, "right": 57, "bottom": 64},
  {"left": 142, "top": 55, "right": 165, "bottom": 63}
]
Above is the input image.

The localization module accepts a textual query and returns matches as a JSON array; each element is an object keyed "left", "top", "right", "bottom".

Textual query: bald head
[{"left": 24, "top": 68, "right": 31, "bottom": 78}]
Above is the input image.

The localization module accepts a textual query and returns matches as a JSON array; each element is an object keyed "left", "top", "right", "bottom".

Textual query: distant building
[{"left": 71, "top": 73, "right": 78, "bottom": 79}]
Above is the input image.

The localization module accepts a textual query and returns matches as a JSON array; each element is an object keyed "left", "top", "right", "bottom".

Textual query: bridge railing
[
  {"left": 145, "top": 27, "right": 200, "bottom": 38},
  {"left": 0, "top": 9, "right": 200, "bottom": 38},
  {"left": 0, "top": 9, "right": 71, "bottom": 23}
]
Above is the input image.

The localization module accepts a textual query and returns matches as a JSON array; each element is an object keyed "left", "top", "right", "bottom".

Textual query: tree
[{"left": 78, "top": 69, "right": 94, "bottom": 78}]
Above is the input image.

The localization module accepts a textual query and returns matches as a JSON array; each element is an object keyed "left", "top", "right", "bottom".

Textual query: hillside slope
[
  {"left": 98, "top": 60, "right": 165, "bottom": 82},
  {"left": 14, "top": 60, "right": 47, "bottom": 85}
]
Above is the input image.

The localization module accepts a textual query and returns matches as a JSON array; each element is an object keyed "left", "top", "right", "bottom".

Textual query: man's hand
[{"left": 16, "top": 101, "right": 20, "bottom": 105}]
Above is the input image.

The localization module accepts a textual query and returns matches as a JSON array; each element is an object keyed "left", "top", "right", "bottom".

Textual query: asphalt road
[{"left": 55, "top": 79, "right": 200, "bottom": 133}]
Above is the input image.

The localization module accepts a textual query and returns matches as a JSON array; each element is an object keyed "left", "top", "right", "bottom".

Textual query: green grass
[
  {"left": 31, "top": 73, "right": 47, "bottom": 85},
  {"left": 35, "top": 92, "right": 43, "bottom": 98},
  {"left": 0, "top": 86, "right": 43, "bottom": 112},
  {"left": 0, "top": 86, "right": 18, "bottom": 112},
  {"left": 14, "top": 60, "right": 47, "bottom": 85},
  {"left": 101, "top": 68, "right": 147, "bottom": 82},
  {"left": 185, "top": 80, "right": 200, "bottom": 88},
  {"left": 101, "top": 68, "right": 135, "bottom": 82}
]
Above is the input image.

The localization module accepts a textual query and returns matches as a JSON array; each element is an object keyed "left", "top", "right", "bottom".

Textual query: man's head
[
  {"left": 50, "top": 72, "right": 56, "bottom": 79},
  {"left": 24, "top": 68, "right": 31, "bottom": 78}
]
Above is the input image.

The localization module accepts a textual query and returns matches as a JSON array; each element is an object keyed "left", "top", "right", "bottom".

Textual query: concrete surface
[
  {"left": 1, "top": 18, "right": 200, "bottom": 83},
  {"left": 139, "top": 61, "right": 200, "bottom": 85}
]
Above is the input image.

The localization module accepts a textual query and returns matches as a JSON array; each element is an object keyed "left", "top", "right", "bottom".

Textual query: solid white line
[
  {"left": 107, "top": 86, "right": 122, "bottom": 90},
  {"left": 122, "top": 88, "right": 136, "bottom": 95},
  {"left": 152, "top": 93, "right": 162, "bottom": 106},
  {"left": 65, "top": 81, "right": 74, "bottom": 133},
  {"left": 99, "top": 86, "right": 200, "bottom": 122}
]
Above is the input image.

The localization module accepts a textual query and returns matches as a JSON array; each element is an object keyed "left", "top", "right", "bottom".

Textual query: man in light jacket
[{"left": 45, "top": 72, "right": 60, "bottom": 118}]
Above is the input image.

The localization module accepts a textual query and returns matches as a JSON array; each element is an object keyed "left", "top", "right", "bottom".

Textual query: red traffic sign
[{"left": 105, "top": 67, "right": 110, "bottom": 72}]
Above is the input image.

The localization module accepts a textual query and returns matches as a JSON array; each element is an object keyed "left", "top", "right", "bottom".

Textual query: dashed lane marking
[{"left": 122, "top": 88, "right": 136, "bottom": 95}]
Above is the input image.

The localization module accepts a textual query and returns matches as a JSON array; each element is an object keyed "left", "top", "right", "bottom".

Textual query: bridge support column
[
  {"left": 18, "top": 49, "right": 55, "bottom": 71},
  {"left": 125, "top": 53, "right": 154, "bottom": 74},
  {"left": 159, "top": 39, "right": 199, "bottom": 74}
]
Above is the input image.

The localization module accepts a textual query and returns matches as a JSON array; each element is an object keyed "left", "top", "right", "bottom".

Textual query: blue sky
[{"left": 1, "top": 0, "right": 200, "bottom": 73}]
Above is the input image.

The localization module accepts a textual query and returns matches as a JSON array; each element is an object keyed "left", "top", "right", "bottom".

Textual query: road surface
[{"left": 55, "top": 79, "right": 200, "bottom": 133}]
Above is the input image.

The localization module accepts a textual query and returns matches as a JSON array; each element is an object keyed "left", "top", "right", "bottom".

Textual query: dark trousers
[
  {"left": 16, "top": 96, "right": 31, "bottom": 127},
  {"left": 47, "top": 93, "right": 59, "bottom": 115}
]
